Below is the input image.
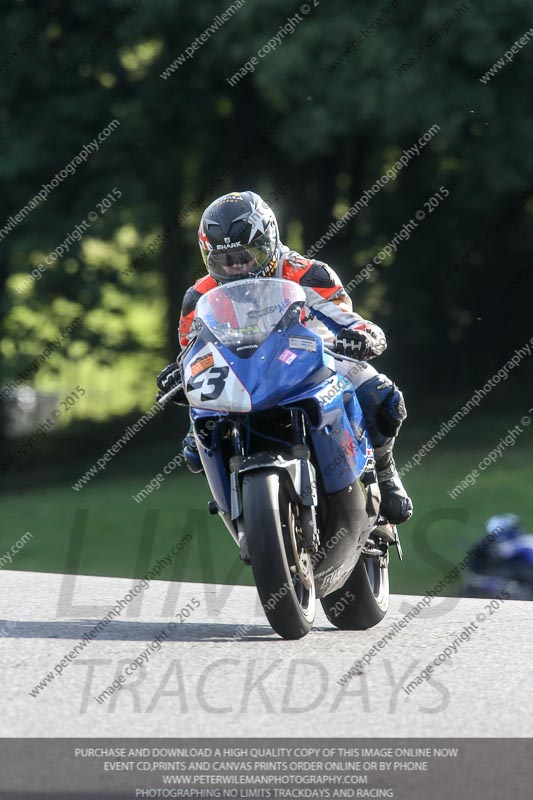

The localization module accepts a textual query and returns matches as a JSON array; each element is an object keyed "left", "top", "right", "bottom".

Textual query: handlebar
[
  {"left": 157, "top": 383, "right": 187, "bottom": 408},
  {"left": 323, "top": 346, "right": 368, "bottom": 364}
]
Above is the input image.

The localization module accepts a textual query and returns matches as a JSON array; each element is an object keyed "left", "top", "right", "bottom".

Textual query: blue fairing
[
  {"left": 285, "top": 371, "right": 372, "bottom": 494},
  {"left": 186, "top": 319, "right": 372, "bottom": 502}
]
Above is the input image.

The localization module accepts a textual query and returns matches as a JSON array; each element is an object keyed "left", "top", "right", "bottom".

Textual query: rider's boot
[
  {"left": 183, "top": 426, "right": 203, "bottom": 474},
  {"left": 374, "top": 440, "right": 413, "bottom": 524}
]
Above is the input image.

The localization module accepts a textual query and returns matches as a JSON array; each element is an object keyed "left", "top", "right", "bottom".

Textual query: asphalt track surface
[{"left": 1, "top": 570, "right": 532, "bottom": 737}]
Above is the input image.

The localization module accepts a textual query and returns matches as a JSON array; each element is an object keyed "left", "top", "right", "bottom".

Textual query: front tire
[
  {"left": 320, "top": 550, "right": 389, "bottom": 630},
  {"left": 242, "top": 470, "right": 316, "bottom": 639}
]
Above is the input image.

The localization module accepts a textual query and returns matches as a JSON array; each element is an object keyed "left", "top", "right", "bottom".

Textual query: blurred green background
[{"left": 1, "top": 0, "right": 532, "bottom": 596}]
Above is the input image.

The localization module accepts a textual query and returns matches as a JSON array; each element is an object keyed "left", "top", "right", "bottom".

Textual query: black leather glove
[
  {"left": 334, "top": 322, "right": 387, "bottom": 361},
  {"left": 156, "top": 362, "right": 181, "bottom": 402}
]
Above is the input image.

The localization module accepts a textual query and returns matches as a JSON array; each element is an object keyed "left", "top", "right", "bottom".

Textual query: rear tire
[
  {"left": 320, "top": 551, "right": 389, "bottom": 630},
  {"left": 242, "top": 470, "right": 315, "bottom": 639}
]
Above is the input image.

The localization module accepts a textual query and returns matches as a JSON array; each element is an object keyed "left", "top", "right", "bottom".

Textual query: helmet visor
[{"left": 206, "top": 244, "right": 273, "bottom": 283}]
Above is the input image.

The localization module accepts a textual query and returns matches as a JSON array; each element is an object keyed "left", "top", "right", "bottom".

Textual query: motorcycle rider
[
  {"left": 157, "top": 191, "right": 413, "bottom": 525},
  {"left": 461, "top": 514, "right": 533, "bottom": 598}
]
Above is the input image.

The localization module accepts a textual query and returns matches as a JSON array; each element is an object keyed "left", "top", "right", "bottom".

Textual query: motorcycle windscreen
[{"left": 194, "top": 278, "right": 306, "bottom": 350}]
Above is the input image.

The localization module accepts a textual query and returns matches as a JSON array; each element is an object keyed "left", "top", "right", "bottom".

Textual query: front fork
[
  {"left": 288, "top": 407, "right": 319, "bottom": 553},
  {"left": 207, "top": 418, "right": 244, "bottom": 547},
  {"left": 226, "top": 411, "right": 319, "bottom": 555}
]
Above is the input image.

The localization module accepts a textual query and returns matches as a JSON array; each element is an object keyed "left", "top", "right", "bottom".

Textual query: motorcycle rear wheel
[
  {"left": 243, "top": 470, "right": 316, "bottom": 639},
  {"left": 320, "top": 550, "right": 389, "bottom": 630}
]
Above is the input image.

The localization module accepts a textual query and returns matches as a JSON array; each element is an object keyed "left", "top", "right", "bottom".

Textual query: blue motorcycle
[{"left": 168, "top": 278, "right": 402, "bottom": 639}]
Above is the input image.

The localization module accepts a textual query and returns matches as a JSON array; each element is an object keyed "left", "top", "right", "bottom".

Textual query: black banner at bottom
[{"left": 0, "top": 738, "right": 530, "bottom": 799}]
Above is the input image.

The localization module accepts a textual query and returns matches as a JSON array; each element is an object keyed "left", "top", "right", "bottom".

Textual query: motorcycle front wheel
[{"left": 242, "top": 470, "right": 316, "bottom": 640}]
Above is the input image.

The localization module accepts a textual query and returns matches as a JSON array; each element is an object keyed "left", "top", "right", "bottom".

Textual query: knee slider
[
  {"left": 377, "top": 384, "right": 406, "bottom": 438},
  {"left": 358, "top": 374, "right": 406, "bottom": 438}
]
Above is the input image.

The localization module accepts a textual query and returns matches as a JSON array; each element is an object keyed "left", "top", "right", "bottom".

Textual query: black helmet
[{"left": 198, "top": 191, "right": 280, "bottom": 283}]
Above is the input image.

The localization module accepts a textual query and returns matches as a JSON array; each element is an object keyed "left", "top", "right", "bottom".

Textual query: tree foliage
[{"left": 1, "top": 0, "right": 532, "bottom": 425}]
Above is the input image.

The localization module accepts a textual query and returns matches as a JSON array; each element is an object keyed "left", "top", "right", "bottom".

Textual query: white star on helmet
[{"left": 246, "top": 209, "right": 266, "bottom": 243}]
